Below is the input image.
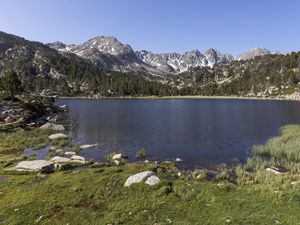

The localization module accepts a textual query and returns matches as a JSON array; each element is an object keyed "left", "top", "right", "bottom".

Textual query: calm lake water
[{"left": 55, "top": 98, "right": 300, "bottom": 169}]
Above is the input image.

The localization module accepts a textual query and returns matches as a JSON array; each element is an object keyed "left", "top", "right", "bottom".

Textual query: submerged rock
[
  {"left": 80, "top": 144, "right": 98, "bottom": 150},
  {"left": 40, "top": 122, "right": 65, "bottom": 131},
  {"left": 124, "top": 171, "right": 155, "bottom": 187},
  {"left": 48, "top": 133, "right": 68, "bottom": 140},
  {"left": 15, "top": 160, "right": 54, "bottom": 172}
]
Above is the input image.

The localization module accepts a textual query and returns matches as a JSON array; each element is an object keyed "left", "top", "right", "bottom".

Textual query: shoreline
[{"left": 57, "top": 95, "right": 299, "bottom": 102}]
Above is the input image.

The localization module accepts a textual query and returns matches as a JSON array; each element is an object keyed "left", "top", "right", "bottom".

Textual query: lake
[{"left": 55, "top": 98, "right": 300, "bottom": 169}]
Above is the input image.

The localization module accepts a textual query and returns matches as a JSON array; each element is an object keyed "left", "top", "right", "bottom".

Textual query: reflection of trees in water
[{"left": 57, "top": 111, "right": 79, "bottom": 139}]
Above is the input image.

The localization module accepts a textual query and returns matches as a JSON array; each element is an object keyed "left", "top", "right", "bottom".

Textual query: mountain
[
  {"left": 1, "top": 31, "right": 298, "bottom": 99},
  {"left": 48, "top": 36, "right": 234, "bottom": 75},
  {"left": 176, "top": 51, "right": 300, "bottom": 98},
  {"left": 235, "top": 47, "right": 278, "bottom": 61},
  {"left": 0, "top": 31, "right": 175, "bottom": 97}
]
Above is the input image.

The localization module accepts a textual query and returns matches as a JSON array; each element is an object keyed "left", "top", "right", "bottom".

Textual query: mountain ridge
[{"left": 47, "top": 36, "right": 281, "bottom": 76}]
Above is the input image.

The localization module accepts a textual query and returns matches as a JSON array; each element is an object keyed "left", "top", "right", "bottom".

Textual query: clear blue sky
[{"left": 0, "top": 0, "right": 299, "bottom": 55}]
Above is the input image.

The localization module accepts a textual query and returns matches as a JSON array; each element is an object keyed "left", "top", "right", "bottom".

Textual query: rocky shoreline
[{"left": 0, "top": 95, "right": 65, "bottom": 129}]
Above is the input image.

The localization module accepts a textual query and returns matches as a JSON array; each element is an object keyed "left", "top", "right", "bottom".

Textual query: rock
[
  {"left": 175, "top": 158, "right": 183, "bottom": 162},
  {"left": 48, "top": 146, "right": 58, "bottom": 152},
  {"left": 80, "top": 144, "right": 97, "bottom": 150},
  {"left": 48, "top": 133, "right": 68, "bottom": 140},
  {"left": 15, "top": 160, "right": 54, "bottom": 172},
  {"left": 59, "top": 105, "right": 67, "bottom": 110},
  {"left": 65, "top": 151, "right": 76, "bottom": 156},
  {"left": 124, "top": 171, "right": 155, "bottom": 187},
  {"left": 266, "top": 166, "right": 286, "bottom": 175},
  {"left": 40, "top": 122, "right": 65, "bottom": 131},
  {"left": 144, "top": 160, "right": 150, "bottom": 163},
  {"left": 112, "top": 153, "right": 125, "bottom": 160},
  {"left": 50, "top": 156, "right": 71, "bottom": 164},
  {"left": 145, "top": 175, "right": 161, "bottom": 186},
  {"left": 71, "top": 155, "right": 86, "bottom": 162},
  {"left": 114, "top": 160, "right": 120, "bottom": 166},
  {"left": 291, "top": 181, "right": 300, "bottom": 185},
  {"left": 36, "top": 215, "right": 44, "bottom": 223},
  {"left": 55, "top": 149, "right": 64, "bottom": 154}
]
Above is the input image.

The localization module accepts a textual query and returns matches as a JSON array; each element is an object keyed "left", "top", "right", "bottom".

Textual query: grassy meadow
[{"left": 1, "top": 125, "right": 300, "bottom": 224}]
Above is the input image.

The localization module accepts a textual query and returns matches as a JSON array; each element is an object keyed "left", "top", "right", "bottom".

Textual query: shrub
[
  {"left": 192, "top": 169, "right": 207, "bottom": 181},
  {"left": 216, "top": 168, "right": 231, "bottom": 181},
  {"left": 136, "top": 148, "right": 146, "bottom": 160},
  {"left": 73, "top": 144, "right": 81, "bottom": 153}
]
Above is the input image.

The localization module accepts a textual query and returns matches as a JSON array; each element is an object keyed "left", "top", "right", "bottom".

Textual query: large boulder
[
  {"left": 145, "top": 175, "right": 161, "bottom": 186},
  {"left": 124, "top": 171, "right": 156, "bottom": 187},
  {"left": 15, "top": 160, "right": 54, "bottom": 172},
  {"left": 40, "top": 122, "right": 65, "bottom": 131},
  {"left": 48, "top": 133, "right": 68, "bottom": 140}
]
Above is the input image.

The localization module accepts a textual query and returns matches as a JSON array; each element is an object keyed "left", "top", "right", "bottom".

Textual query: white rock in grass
[
  {"left": 145, "top": 175, "right": 161, "bottom": 186},
  {"left": 265, "top": 167, "right": 284, "bottom": 175},
  {"left": 71, "top": 155, "right": 86, "bottom": 162},
  {"left": 48, "top": 133, "right": 68, "bottom": 140},
  {"left": 40, "top": 123, "right": 65, "bottom": 131},
  {"left": 124, "top": 171, "right": 154, "bottom": 187},
  {"left": 15, "top": 160, "right": 54, "bottom": 172},
  {"left": 65, "top": 151, "right": 76, "bottom": 156}
]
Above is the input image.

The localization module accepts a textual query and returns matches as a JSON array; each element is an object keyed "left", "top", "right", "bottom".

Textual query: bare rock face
[{"left": 15, "top": 160, "right": 54, "bottom": 172}]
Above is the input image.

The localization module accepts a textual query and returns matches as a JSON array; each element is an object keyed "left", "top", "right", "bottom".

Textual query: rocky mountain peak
[
  {"left": 235, "top": 47, "right": 271, "bottom": 61},
  {"left": 46, "top": 41, "right": 66, "bottom": 50}
]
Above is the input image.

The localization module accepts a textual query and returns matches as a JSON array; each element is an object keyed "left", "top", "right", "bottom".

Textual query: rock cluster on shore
[{"left": 0, "top": 96, "right": 61, "bottom": 127}]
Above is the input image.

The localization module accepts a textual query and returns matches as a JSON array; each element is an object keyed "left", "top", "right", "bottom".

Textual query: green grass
[
  {"left": 0, "top": 128, "right": 53, "bottom": 153},
  {"left": 251, "top": 125, "right": 300, "bottom": 173},
  {"left": 1, "top": 125, "right": 300, "bottom": 224},
  {"left": 1, "top": 164, "right": 300, "bottom": 225}
]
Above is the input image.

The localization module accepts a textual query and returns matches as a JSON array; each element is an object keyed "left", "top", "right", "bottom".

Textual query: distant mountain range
[
  {"left": 1, "top": 30, "right": 298, "bottom": 99},
  {"left": 47, "top": 36, "right": 280, "bottom": 75}
]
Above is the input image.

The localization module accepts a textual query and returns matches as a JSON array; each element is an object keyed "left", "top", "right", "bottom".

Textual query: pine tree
[{"left": 0, "top": 69, "right": 23, "bottom": 100}]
